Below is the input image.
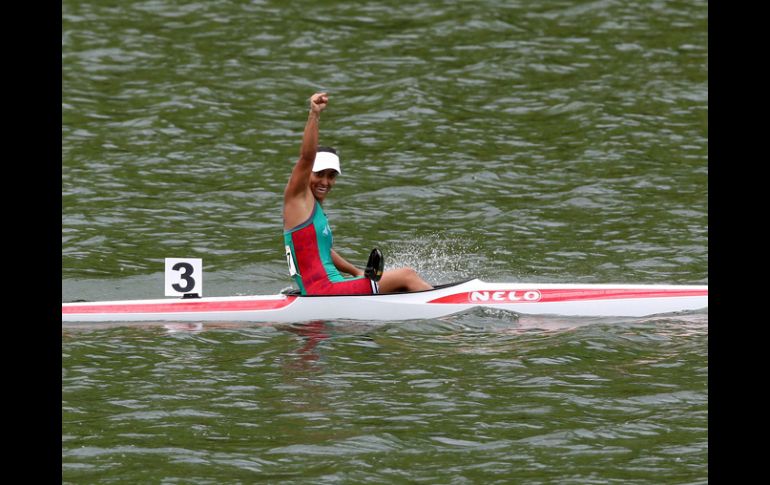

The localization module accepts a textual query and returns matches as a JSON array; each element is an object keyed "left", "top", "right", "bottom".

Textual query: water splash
[{"left": 380, "top": 233, "right": 485, "bottom": 284}]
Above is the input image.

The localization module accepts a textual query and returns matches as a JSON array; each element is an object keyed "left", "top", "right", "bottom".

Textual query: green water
[{"left": 62, "top": 0, "right": 707, "bottom": 482}]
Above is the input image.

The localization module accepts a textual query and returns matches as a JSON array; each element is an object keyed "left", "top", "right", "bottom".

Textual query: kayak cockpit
[{"left": 285, "top": 278, "right": 477, "bottom": 298}]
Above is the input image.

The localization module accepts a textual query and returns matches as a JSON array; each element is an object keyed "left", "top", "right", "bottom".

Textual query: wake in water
[{"left": 441, "top": 306, "right": 708, "bottom": 334}]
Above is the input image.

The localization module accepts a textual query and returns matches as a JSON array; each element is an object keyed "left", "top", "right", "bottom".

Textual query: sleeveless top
[{"left": 283, "top": 201, "right": 346, "bottom": 294}]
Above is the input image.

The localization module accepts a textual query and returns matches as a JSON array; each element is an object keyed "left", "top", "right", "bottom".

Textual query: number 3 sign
[{"left": 165, "top": 258, "right": 203, "bottom": 296}]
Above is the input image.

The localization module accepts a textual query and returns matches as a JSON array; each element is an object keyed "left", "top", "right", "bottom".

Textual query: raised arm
[
  {"left": 283, "top": 92, "right": 328, "bottom": 229},
  {"left": 284, "top": 92, "right": 327, "bottom": 201}
]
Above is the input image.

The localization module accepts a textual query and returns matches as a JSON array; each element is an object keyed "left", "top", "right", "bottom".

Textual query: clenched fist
[{"left": 309, "top": 92, "right": 328, "bottom": 113}]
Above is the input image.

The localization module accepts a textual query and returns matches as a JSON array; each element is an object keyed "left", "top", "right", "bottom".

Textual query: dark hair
[{"left": 317, "top": 146, "right": 337, "bottom": 155}]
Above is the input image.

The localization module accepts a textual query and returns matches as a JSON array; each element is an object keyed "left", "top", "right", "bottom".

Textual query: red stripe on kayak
[
  {"left": 62, "top": 296, "right": 297, "bottom": 315},
  {"left": 428, "top": 288, "right": 708, "bottom": 304}
]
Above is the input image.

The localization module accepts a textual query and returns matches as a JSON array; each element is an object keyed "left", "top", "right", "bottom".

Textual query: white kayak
[{"left": 62, "top": 279, "right": 708, "bottom": 323}]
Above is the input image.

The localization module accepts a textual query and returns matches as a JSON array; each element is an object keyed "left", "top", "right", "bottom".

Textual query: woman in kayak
[{"left": 283, "top": 92, "right": 433, "bottom": 295}]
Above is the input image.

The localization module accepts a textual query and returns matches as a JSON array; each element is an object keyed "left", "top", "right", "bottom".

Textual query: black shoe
[{"left": 364, "top": 248, "right": 384, "bottom": 282}]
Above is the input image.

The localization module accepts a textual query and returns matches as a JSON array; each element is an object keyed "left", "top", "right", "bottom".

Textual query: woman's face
[{"left": 310, "top": 169, "right": 338, "bottom": 202}]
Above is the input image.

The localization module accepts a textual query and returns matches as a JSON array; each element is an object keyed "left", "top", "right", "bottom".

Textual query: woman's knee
[
  {"left": 399, "top": 267, "right": 418, "bottom": 278},
  {"left": 390, "top": 267, "right": 431, "bottom": 291}
]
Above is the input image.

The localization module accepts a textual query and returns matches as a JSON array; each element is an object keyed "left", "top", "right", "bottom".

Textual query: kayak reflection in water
[{"left": 282, "top": 92, "right": 433, "bottom": 295}]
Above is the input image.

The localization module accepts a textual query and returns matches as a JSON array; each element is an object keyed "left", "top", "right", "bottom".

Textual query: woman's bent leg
[{"left": 378, "top": 268, "right": 433, "bottom": 293}]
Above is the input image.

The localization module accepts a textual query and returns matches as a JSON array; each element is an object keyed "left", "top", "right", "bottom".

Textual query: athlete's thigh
[
  {"left": 377, "top": 268, "right": 417, "bottom": 293},
  {"left": 308, "top": 276, "right": 376, "bottom": 295}
]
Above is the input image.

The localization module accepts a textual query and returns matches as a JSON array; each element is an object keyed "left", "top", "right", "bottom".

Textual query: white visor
[{"left": 312, "top": 151, "right": 341, "bottom": 174}]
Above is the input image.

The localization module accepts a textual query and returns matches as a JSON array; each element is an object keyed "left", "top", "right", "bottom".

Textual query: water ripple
[{"left": 63, "top": 0, "right": 707, "bottom": 481}]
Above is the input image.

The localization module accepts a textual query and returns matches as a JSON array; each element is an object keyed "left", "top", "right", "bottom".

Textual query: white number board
[{"left": 165, "top": 258, "right": 203, "bottom": 296}]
